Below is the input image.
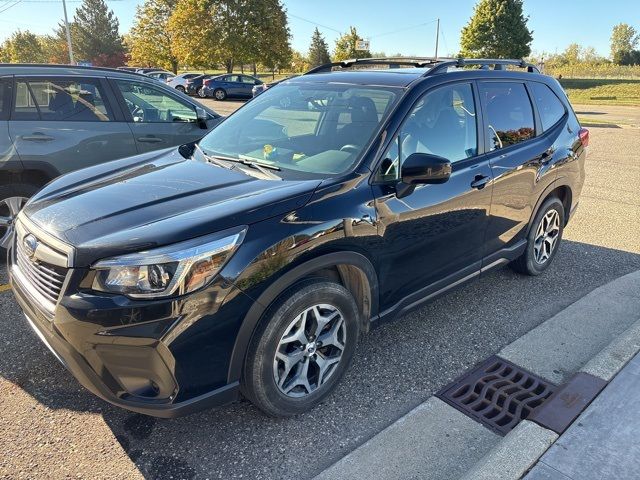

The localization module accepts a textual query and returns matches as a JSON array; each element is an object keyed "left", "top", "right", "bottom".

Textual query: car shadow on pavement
[{"left": 2, "top": 240, "right": 639, "bottom": 479}]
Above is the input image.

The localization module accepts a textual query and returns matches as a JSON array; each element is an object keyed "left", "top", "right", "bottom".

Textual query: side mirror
[
  {"left": 195, "top": 106, "right": 209, "bottom": 129},
  {"left": 397, "top": 153, "right": 451, "bottom": 198}
]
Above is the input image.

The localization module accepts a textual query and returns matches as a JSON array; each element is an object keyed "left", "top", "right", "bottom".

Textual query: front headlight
[{"left": 91, "top": 227, "right": 246, "bottom": 298}]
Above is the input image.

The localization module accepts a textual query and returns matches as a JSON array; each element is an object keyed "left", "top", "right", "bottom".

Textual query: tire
[
  {"left": 0, "top": 183, "right": 39, "bottom": 252},
  {"left": 510, "top": 196, "right": 565, "bottom": 276},
  {"left": 213, "top": 88, "right": 227, "bottom": 101},
  {"left": 242, "top": 280, "right": 360, "bottom": 417},
  {"left": 176, "top": 85, "right": 185, "bottom": 93},
  {"left": 196, "top": 86, "right": 205, "bottom": 98}
]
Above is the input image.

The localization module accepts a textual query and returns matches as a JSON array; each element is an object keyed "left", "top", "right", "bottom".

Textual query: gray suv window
[
  {"left": 115, "top": 79, "right": 197, "bottom": 123},
  {"left": 13, "top": 78, "right": 113, "bottom": 122},
  {"left": 0, "top": 79, "right": 9, "bottom": 120}
]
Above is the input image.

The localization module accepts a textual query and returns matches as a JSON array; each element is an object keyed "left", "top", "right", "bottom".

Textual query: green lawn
[{"left": 559, "top": 78, "right": 640, "bottom": 106}]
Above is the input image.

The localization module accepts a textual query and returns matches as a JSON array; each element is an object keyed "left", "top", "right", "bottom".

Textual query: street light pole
[
  {"left": 434, "top": 18, "right": 440, "bottom": 58},
  {"left": 62, "top": 0, "right": 74, "bottom": 64}
]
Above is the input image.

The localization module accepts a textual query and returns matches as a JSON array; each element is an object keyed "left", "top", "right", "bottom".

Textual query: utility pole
[
  {"left": 62, "top": 0, "right": 74, "bottom": 64},
  {"left": 434, "top": 18, "right": 440, "bottom": 58}
]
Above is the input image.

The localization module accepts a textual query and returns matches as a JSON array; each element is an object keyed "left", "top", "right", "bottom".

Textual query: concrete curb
[
  {"left": 458, "top": 421, "right": 558, "bottom": 480},
  {"left": 314, "top": 270, "right": 640, "bottom": 480},
  {"left": 461, "top": 314, "right": 640, "bottom": 480}
]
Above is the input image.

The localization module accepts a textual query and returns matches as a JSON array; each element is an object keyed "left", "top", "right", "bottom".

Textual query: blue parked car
[{"left": 201, "top": 74, "right": 263, "bottom": 100}]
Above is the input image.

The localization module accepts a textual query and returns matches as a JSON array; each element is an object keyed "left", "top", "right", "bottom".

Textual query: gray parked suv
[{"left": 0, "top": 64, "right": 221, "bottom": 248}]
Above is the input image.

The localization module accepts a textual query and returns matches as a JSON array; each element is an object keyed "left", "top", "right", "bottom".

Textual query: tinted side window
[
  {"left": 13, "top": 78, "right": 113, "bottom": 122},
  {"left": 530, "top": 82, "right": 566, "bottom": 131},
  {"left": 375, "top": 83, "right": 478, "bottom": 182},
  {"left": 479, "top": 82, "right": 534, "bottom": 150}
]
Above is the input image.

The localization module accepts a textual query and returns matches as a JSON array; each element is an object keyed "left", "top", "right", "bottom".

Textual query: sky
[{"left": 0, "top": 0, "right": 637, "bottom": 59}]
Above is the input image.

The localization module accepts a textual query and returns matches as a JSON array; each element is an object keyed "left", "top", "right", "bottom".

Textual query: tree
[
  {"left": 290, "top": 50, "right": 310, "bottom": 72},
  {"left": 1, "top": 30, "right": 47, "bottom": 63},
  {"left": 72, "top": 0, "right": 125, "bottom": 66},
  {"left": 459, "top": 0, "right": 533, "bottom": 58},
  {"left": 253, "top": 0, "right": 291, "bottom": 75},
  {"left": 40, "top": 24, "right": 74, "bottom": 64},
  {"left": 168, "top": 0, "right": 291, "bottom": 73},
  {"left": 128, "top": 0, "right": 178, "bottom": 72},
  {"left": 168, "top": 0, "right": 222, "bottom": 70},
  {"left": 333, "top": 27, "right": 370, "bottom": 61},
  {"left": 610, "top": 23, "right": 639, "bottom": 65},
  {"left": 308, "top": 27, "right": 331, "bottom": 67}
]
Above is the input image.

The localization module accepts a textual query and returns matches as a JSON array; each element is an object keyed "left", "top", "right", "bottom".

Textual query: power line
[
  {"left": 369, "top": 19, "right": 438, "bottom": 39},
  {"left": 287, "top": 12, "right": 342, "bottom": 35},
  {"left": 0, "top": 0, "right": 24, "bottom": 15}
]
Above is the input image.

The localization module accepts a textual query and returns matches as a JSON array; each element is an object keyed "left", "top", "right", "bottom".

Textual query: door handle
[
  {"left": 540, "top": 149, "right": 554, "bottom": 164},
  {"left": 138, "top": 136, "right": 163, "bottom": 143},
  {"left": 471, "top": 174, "right": 491, "bottom": 189},
  {"left": 22, "top": 133, "right": 54, "bottom": 142}
]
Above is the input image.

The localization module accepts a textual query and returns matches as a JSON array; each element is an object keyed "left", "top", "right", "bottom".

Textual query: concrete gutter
[{"left": 314, "top": 270, "right": 640, "bottom": 480}]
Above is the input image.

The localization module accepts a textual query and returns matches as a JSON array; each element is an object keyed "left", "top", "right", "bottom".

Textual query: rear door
[
  {"left": 478, "top": 81, "right": 556, "bottom": 259},
  {"left": 110, "top": 78, "right": 206, "bottom": 153},
  {"left": 240, "top": 75, "right": 258, "bottom": 97},
  {"left": 8, "top": 76, "right": 137, "bottom": 177}
]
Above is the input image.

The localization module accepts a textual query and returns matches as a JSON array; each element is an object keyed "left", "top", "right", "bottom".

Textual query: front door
[
  {"left": 111, "top": 78, "right": 206, "bottom": 153},
  {"left": 372, "top": 82, "right": 493, "bottom": 310},
  {"left": 8, "top": 76, "right": 137, "bottom": 177}
]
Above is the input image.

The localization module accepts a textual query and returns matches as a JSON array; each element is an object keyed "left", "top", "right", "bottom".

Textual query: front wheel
[
  {"left": 242, "top": 280, "right": 360, "bottom": 417},
  {"left": 176, "top": 85, "right": 185, "bottom": 93},
  {"left": 197, "top": 86, "right": 207, "bottom": 98},
  {"left": 0, "top": 183, "right": 39, "bottom": 251},
  {"left": 511, "top": 197, "right": 565, "bottom": 275}
]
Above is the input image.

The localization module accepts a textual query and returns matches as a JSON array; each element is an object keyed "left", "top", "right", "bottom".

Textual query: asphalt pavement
[{"left": 1, "top": 104, "right": 639, "bottom": 479}]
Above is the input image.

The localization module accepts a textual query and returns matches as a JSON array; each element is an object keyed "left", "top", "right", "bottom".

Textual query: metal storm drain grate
[{"left": 436, "top": 356, "right": 555, "bottom": 435}]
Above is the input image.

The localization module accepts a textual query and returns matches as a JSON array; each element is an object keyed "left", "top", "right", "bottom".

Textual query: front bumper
[{"left": 10, "top": 260, "right": 240, "bottom": 418}]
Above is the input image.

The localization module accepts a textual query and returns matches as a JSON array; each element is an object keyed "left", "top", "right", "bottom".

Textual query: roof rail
[
  {"left": 424, "top": 58, "right": 539, "bottom": 76},
  {"left": 0, "top": 63, "right": 154, "bottom": 79},
  {"left": 305, "top": 57, "right": 455, "bottom": 74}
]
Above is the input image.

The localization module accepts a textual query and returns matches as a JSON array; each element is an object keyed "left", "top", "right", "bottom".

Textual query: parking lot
[{"left": 1, "top": 104, "right": 639, "bottom": 479}]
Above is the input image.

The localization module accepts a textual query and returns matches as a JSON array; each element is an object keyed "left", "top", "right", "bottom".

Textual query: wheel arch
[
  {"left": 527, "top": 181, "right": 573, "bottom": 236},
  {"left": 227, "top": 251, "right": 379, "bottom": 383}
]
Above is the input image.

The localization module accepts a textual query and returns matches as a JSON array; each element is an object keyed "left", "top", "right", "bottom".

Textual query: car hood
[{"left": 23, "top": 148, "right": 321, "bottom": 266}]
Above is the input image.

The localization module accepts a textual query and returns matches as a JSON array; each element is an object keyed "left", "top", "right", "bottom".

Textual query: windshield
[{"left": 198, "top": 82, "right": 401, "bottom": 178}]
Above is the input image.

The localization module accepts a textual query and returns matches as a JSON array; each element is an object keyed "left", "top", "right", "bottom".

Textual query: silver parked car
[{"left": 0, "top": 64, "right": 222, "bottom": 249}]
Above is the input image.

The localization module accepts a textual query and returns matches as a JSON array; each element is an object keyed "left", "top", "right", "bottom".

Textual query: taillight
[
  {"left": 204, "top": 79, "right": 211, "bottom": 86},
  {"left": 579, "top": 127, "right": 589, "bottom": 147}
]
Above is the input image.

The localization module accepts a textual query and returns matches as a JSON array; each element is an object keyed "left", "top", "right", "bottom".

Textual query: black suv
[{"left": 10, "top": 58, "right": 588, "bottom": 418}]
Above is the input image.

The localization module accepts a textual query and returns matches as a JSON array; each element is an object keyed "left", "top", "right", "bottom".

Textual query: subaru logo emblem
[{"left": 23, "top": 234, "right": 38, "bottom": 259}]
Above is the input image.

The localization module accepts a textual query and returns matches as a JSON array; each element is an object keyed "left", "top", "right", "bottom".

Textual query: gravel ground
[{"left": 0, "top": 104, "right": 638, "bottom": 479}]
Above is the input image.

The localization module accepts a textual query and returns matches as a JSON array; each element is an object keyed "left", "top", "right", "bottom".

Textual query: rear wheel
[
  {"left": 176, "top": 85, "right": 185, "bottom": 93},
  {"left": 511, "top": 197, "right": 565, "bottom": 275},
  {"left": 0, "top": 183, "right": 39, "bottom": 251},
  {"left": 213, "top": 88, "right": 227, "bottom": 101},
  {"left": 242, "top": 280, "right": 360, "bottom": 417}
]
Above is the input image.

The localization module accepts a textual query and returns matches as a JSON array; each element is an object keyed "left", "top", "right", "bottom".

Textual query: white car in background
[
  {"left": 147, "top": 70, "right": 176, "bottom": 83},
  {"left": 167, "top": 73, "right": 202, "bottom": 93}
]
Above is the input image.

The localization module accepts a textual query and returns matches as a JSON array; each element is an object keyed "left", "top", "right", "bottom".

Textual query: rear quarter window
[{"left": 529, "top": 82, "right": 566, "bottom": 131}]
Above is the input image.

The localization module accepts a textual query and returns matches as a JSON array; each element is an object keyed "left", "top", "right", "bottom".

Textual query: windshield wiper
[
  {"left": 194, "top": 144, "right": 281, "bottom": 180},
  {"left": 192, "top": 143, "right": 230, "bottom": 168}
]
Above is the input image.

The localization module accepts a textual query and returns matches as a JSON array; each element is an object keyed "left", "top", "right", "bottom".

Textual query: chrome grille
[{"left": 14, "top": 231, "right": 68, "bottom": 308}]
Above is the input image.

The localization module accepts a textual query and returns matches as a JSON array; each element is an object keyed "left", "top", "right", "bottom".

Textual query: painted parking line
[{"left": 0, "top": 284, "right": 12, "bottom": 293}]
